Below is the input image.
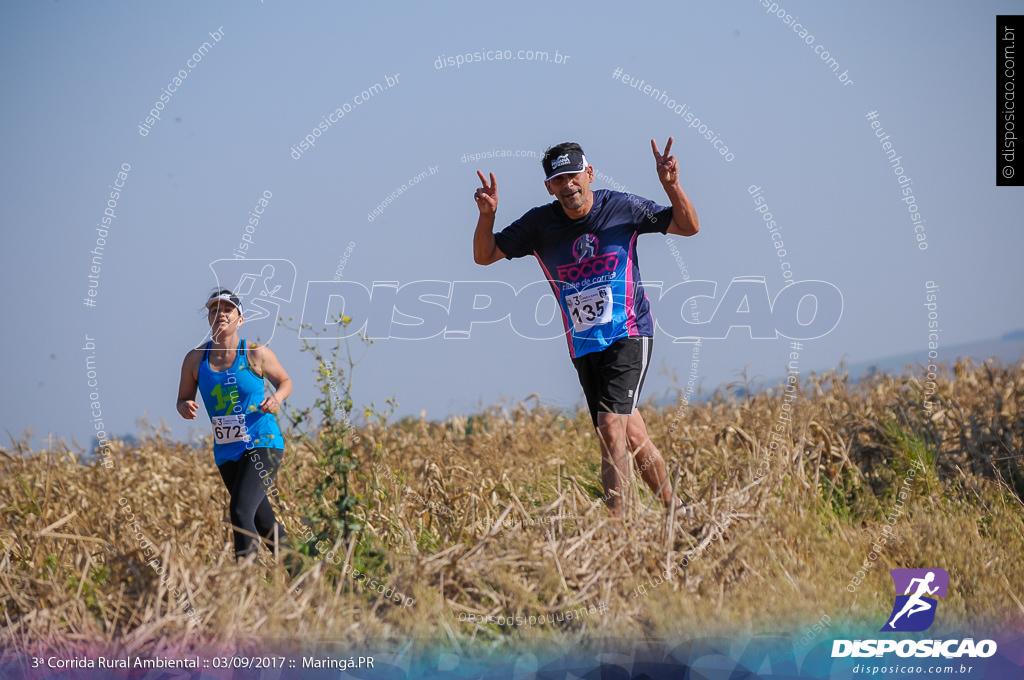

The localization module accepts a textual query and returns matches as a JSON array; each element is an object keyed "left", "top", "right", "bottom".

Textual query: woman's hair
[{"left": 208, "top": 288, "right": 237, "bottom": 302}]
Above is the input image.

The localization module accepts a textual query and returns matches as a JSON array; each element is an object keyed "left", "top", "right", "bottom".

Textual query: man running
[{"left": 472, "top": 139, "right": 699, "bottom": 518}]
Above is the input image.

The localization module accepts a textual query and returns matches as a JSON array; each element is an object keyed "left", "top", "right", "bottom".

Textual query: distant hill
[
  {"left": 844, "top": 331, "right": 1024, "bottom": 382},
  {"left": 657, "top": 332, "right": 1024, "bottom": 405}
]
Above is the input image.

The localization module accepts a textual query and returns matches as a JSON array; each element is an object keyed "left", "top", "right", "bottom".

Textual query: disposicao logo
[
  {"left": 831, "top": 568, "right": 998, "bottom": 659},
  {"left": 882, "top": 568, "right": 948, "bottom": 632}
]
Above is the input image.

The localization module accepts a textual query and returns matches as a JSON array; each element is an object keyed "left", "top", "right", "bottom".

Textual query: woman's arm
[
  {"left": 249, "top": 343, "right": 292, "bottom": 414},
  {"left": 176, "top": 350, "right": 202, "bottom": 419}
]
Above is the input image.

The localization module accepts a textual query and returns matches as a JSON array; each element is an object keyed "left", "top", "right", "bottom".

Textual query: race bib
[
  {"left": 565, "top": 285, "right": 613, "bottom": 332},
  {"left": 212, "top": 414, "right": 248, "bottom": 445}
]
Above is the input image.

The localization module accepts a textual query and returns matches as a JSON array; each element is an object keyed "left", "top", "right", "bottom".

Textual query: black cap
[
  {"left": 206, "top": 290, "right": 243, "bottom": 314},
  {"left": 543, "top": 151, "right": 588, "bottom": 180}
]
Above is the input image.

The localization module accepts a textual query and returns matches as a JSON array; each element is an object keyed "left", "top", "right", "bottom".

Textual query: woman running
[{"left": 176, "top": 289, "right": 293, "bottom": 561}]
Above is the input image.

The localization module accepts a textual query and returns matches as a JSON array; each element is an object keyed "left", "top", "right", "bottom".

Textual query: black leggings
[{"left": 217, "top": 448, "right": 290, "bottom": 559}]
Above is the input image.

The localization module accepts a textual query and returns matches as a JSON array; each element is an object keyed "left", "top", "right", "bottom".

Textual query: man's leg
[
  {"left": 596, "top": 411, "right": 631, "bottom": 518},
  {"left": 626, "top": 408, "right": 678, "bottom": 509}
]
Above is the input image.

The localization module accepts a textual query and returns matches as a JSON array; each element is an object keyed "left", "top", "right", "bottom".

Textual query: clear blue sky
[{"left": 1, "top": 0, "right": 1021, "bottom": 452}]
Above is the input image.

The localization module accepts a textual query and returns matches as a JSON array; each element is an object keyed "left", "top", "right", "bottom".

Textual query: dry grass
[{"left": 2, "top": 359, "right": 1023, "bottom": 659}]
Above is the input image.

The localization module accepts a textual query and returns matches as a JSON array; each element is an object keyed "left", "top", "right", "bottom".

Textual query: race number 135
[{"left": 566, "top": 285, "right": 612, "bottom": 332}]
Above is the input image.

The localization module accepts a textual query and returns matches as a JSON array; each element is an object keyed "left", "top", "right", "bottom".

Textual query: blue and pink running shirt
[{"left": 494, "top": 189, "right": 672, "bottom": 358}]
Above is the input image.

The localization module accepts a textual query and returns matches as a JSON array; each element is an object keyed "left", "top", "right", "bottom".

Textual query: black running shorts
[{"left": 571, "top": 336, "right": 653, "bottom": 427}]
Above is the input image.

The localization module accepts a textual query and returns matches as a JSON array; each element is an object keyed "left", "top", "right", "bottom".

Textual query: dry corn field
[{"left": 2, "top": 359, "right": 1023, "bottom": 659}]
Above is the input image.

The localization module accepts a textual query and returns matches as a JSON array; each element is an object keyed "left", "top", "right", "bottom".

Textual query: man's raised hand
[
  {"left": 474, "top": 171, "right": 498, "bottom": 214},
  {"left": 651, "top": 137, "right": 679, "bottom": 186}
]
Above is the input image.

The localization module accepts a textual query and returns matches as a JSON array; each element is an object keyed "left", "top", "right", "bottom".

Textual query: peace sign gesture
[
  {"left": 651, "top": 137, "right": 679, "bottom": 186},
  {"left": 474, "top": 170, "right": 498, "bottom": 214}
]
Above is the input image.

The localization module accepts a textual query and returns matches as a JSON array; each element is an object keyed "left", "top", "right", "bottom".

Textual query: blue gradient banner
[{"left": 3, "top": 633, "right": 1023, "bottom": 680}]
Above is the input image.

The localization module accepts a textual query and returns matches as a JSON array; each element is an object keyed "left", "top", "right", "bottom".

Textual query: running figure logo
[
  {"left": 881, "top": 568, "right": 949, "bottom": 632},
  {"left": 206, "top": 259, "right": 297, "bottom": 346},
  {"left": 572, "top": 234, "right": 599, "bottom": 262}
]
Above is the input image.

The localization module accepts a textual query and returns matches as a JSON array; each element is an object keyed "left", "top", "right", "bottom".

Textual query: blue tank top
[{"left": 197, "top": 339, "right": 284, "bottom": 464}]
